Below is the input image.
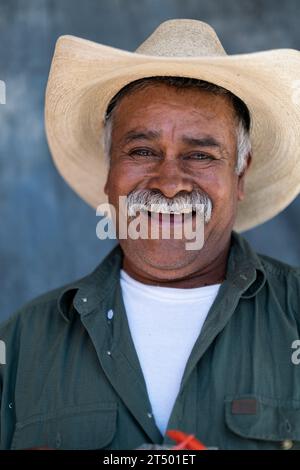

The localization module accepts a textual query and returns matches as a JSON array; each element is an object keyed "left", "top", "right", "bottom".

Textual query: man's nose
[{"left": 147, "top": 159, "right": 194, "bottom": 199}]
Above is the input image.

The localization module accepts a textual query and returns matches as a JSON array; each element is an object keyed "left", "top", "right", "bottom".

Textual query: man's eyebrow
[
  {"left": 181, "top": 135, "right": 222, "bottom": 149},
  {"left": 122, "top": 130, "right": 225, "bottom": 153},
  {"left": 123, "top": 130, "right": 161, "bottom": 144}
]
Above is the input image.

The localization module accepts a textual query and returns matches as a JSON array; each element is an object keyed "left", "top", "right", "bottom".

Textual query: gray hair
[{"left": 103, "top": 76, "right": 251, "bottom": 175}]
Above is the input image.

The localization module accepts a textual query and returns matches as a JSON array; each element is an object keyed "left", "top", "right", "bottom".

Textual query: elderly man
[{"left": 1, "top": 19, "right": 300, "bottom": 450}]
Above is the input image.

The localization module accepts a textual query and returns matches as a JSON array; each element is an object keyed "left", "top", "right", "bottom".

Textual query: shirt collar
[
  {"left": 57, "top": 231, "right": 266, "bottom": 322},
  {"left": 226, "top": 231, "right": 266, "bottom": 299},
  {"left": 57, "top": 244, "right": 123, "bottom": 322}
]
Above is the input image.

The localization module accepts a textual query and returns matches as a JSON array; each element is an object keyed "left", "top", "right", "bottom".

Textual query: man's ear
[
  {"left": 237, "top": 153, "right": 252, "bottom": 202},
  {"left": 104, "top": 176, "right": 109, "bottom": 196},
  {"left": 104, "top": 154, "right": 112, "bottom": 196}
]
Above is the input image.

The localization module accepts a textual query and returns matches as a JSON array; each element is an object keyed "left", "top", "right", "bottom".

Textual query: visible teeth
[
  {"left": 148, "top": 208, "right": 193, "bottom": 215},
  {"left": 127, "top": 205, "right": 147, "bottom": 216},
  {"left": 128, "top": 205, "right": 194, "bottom": 216},
  {"left": 178, "top": 208, "right": 193, "bottom": 214},
  {"left": 153, "top": 208, "right": 172, "bottom": 214}
]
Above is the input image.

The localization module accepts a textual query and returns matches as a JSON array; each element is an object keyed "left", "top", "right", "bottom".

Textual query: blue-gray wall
[{"left": 0, "top": 0, "right": 299, "bottom": 322}]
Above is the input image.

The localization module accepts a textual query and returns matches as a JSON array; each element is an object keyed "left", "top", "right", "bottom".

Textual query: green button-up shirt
[{"left": 1, "top": 231, "right": 300, "bottom": 450}]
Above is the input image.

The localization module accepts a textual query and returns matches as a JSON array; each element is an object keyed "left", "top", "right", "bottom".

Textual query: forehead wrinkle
[
  {"left": 120, "top": 125, "right": 230, "bottom": 155},
  {"left": 114, "top": 94, "right": 237, "bottom": 156},
  {"left": 123, "top": 129, "right": 161, "bottom": 145},
  {"left": 181, "top": 135, "right": 221, "bottom": 148}
]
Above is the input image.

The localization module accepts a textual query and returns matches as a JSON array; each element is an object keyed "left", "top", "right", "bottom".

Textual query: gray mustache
[{"left": 126, "top": 189, "right": 213, "bottom": 223}]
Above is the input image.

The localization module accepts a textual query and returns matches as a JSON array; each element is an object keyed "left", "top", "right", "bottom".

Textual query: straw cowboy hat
[{"left": 45, "top": 19, "right": 300, "bottom": 232}]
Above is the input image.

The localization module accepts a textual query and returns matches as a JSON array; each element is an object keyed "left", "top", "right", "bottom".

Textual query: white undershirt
[{"left": 120, "top": 269, "right": 221, "bottom": 436}]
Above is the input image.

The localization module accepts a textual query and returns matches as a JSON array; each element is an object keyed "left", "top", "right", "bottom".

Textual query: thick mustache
[{"left": 126, "top": 189, "right": 213, "bottom": 222}]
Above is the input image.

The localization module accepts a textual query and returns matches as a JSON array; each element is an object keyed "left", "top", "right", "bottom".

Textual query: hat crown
[{"left": 136, "top": 19, "right": 226, "bottom": 57}]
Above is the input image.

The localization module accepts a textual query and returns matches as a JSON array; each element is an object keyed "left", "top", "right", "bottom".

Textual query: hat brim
[{"left": 45, "top": 35, "right": 300, "bottom": 232}]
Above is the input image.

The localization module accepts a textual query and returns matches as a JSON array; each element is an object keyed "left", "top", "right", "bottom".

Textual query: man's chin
[{"left": 128, "top": 238, "right": 203, "bottom": 272}]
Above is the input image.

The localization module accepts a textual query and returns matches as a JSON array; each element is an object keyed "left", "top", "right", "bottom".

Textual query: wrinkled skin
[{"left": 104, "top": 84, "right": 251, "bottom": 288}]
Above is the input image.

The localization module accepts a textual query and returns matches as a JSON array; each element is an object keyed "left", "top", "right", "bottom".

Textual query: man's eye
[
  {"left": 129, "top": 149, "right": 155, "bottom": 157},
  {"left": 185, "top": 153, "right": 213, "bottom": 160}
]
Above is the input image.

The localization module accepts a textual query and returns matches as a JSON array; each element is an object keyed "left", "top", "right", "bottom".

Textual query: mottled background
[{"left": 0, "top": 0, "right": 299, "bottom": 322}]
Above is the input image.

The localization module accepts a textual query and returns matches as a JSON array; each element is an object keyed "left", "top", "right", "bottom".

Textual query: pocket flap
[
  {"left": 225, "top": 395, "right": 300, "bottom": 441},
  {"left": 11, "top": 402, "right": 117, "bottom": 450}
]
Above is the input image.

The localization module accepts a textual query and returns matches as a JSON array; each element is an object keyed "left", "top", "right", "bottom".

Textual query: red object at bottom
[{"left": 166, "top": 430, "right": 207, "bottom": 450}]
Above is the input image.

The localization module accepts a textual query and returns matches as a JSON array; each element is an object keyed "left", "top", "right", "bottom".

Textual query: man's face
[{"left": 104, "top": 84, "right": 250, "bottom": 282}]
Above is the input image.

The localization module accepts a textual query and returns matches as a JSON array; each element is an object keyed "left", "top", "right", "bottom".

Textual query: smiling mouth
[{"left": 146, "top": 210, "right": 196, "bottom": 224}]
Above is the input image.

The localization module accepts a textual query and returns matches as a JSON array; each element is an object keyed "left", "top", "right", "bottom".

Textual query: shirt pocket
[
  {"left": 225, "top": 395, "right": 300, "bottom": 450},
  {"left": 10, "top": 402, "right": 117, "bottom": 450}
]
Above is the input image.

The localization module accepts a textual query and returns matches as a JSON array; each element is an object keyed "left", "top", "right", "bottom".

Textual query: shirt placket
[
  {"left": 162, "top": 266, "right": 257, "bottom": 447},
  {"left": 78, "top": 280, "right": 163, "bottom": 445}
]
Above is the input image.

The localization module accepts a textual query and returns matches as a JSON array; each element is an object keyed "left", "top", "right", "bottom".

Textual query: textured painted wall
[{"left": 0, "top": 0, "right": 299, "bottom": 322}]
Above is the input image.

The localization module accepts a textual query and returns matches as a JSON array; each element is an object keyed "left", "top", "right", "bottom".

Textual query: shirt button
[
  {"left": 81, "top": 297, "right": 88, "bottom": 303},
  {"left": 55, "top": 432, "right": 62, "bottom": 449},
  {"left": 281, "top": 439, "right": 293, "bottom": 450},
  {"left": 107, "top": 309, "right": 114, "bottom": 320},
  {"left": 147, "top": 412, "right": 153, "bottom": 419},
  {"left": 107, "top": 350, "right": 112, "bottom": 356},
  {"left": 8, "top": 403, "right": 13, "bottom": 409}
]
